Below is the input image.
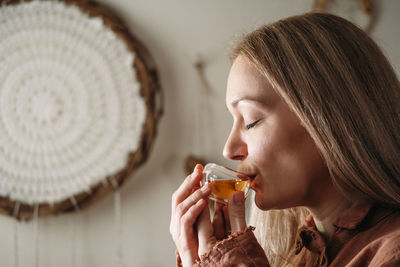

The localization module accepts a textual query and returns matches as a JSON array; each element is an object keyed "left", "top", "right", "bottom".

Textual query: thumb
[{"left": 228, "top": 191, "right": 246, "bottom": 233}]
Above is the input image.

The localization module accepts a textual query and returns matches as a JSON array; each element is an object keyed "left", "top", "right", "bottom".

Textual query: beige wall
[{"left": 0, "top": 1, "right": 399, "bottom": 266}]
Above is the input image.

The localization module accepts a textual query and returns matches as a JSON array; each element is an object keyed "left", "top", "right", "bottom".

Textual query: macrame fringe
[
  {"left": 70, "top": 196, "right": 80, "bottom": 212},
  {"left": 69, "top": 195, "right": 81, "bottom": 267},
  {"left": 69, "top": 213, "right": 78, "bottom": 267},
  {"left": 111, "top": 177, "right": 126, "bottom": 267},
  {"left": 33, "top": 204, "right": 39, "bottom": 267},
  {"left": 13, "top": 202, "right": 20, "bottom": 267}
]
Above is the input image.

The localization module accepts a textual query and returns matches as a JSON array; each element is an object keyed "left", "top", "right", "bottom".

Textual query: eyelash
[{"left": 245, "top": 119, "right": 261, "bottom": 130}]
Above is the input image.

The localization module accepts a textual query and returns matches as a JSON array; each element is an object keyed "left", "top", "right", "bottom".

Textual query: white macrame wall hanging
[{"left": 0, "top": 0, "right": 162, "bottom": 220}]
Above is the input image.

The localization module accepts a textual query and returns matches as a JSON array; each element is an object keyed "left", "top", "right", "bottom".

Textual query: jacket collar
[
  {"left": 332, "top": 199, "right": 373, "bottom": 230},
  {"left": 294, "top": 199, "right": 374, "bottom": 266}
]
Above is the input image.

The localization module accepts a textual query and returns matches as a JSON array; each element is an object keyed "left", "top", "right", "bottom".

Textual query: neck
[{"left": 306, "top": 191, "right": 351, "bottom": 241}]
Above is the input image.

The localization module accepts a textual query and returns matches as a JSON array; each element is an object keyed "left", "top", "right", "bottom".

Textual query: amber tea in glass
[{"left": 201, "top": 163, "right": 250, "bottom": 203}]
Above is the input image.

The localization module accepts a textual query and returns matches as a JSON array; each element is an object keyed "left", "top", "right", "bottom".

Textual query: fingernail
[
  {"left": 233, "top": 192, "right": 244, "bottom": 204},
  {"left": 201, "top": 184, "right": 211, "bottom": 193},
  {"left": 194, "top": 164, "right": 201, "bottom": 174}
]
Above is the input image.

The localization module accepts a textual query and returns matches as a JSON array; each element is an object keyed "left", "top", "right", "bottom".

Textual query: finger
[
  {"left": 181, "top": 198, "right": 207, "bottom": 234},
  {"left": 222, "top": 205, "right": 231, "bottom": 234},
  {"left": 197, "top": 201, "right": 216, "bottom": 255},
  {"left": 171, "top": 183, "right": 211, "bottom": 237},
  {"left": 228, "top": 191, "right": 246, "bottom": 233},
  {"left": 175, "top": 184, "right": 211, "bottom": 220},
  {"left": 170, "top": 183, "right": 209, "bottom": 238},
  {"left": 172, "top": 164, "right": 204, "bottom": 210},
  {"left": 179, "top": 199, "right": 206, "bottom": 263},
  {"left": 173, "top": 164, "right": 203, "bottom": 207},
  {"left": 212, "top": 203, "right": 226, "bottom": 240}
]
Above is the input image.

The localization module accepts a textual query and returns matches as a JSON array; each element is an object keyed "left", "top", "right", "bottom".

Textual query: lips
[
  {"left": 247, "top": 174, "right": 257, "bottom": 181},
  {"left": 237, "top": 165, "right": 257, "bottom": 183},
  {"left": 238, "top": 171, "right": 257, "bottom": 188},
  {"left": 238, "top": 170, "right": 257, "bottom": 181}
]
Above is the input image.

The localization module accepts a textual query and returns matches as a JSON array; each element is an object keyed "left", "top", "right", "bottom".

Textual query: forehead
[{"left": 226, "top": 56, "right": 277, "bottom": 105}]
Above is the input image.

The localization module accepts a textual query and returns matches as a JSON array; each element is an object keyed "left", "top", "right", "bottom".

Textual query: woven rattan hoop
[{"left": 0, "top": 0, "right": 162, "bottom": 220}]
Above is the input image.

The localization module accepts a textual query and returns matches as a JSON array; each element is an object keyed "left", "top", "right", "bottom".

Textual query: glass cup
[{"left": 201, "top": 163, "right": 250, "bottom": 203}]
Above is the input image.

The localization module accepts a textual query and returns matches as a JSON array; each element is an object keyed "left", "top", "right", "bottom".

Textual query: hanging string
[
  {"left": 33, "top": 204, "right": 40, "bottom": 267},
  {"left": 114, "top": 189, "right": 124, "bottom": 267},
  {"left": 70, "top": 196, "right": 80, "bottom": 212},
  {"left": 203, "top": 83, "right": 216, "bottom": 156},
  {"left": 68, "top": 214, "right": 77, "bottom": 267},
  {"left": 110, "top": 176, "right": 126, "bottom": 267},
  {"left": 193, "top": 56, "right": 202, "bottom": 155},
  {"left": 13, "top": 202, "right": 20, "bottom": 267},
  {"left": 194, "top": 55, "right": 215, "bottom": 157},
  {"left": 69, "top": 196, "right": 80, "bottom": 267},
  {"left": 13, "top": 216, "right": 19, "bottom": 267},
  {"left": 109, "top": 176, "right": 119, "bottom": 190}
]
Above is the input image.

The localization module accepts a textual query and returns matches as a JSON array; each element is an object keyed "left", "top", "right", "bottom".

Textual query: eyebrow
[{"left": 231, "top": 97, "right": 268, "bottom": 107}]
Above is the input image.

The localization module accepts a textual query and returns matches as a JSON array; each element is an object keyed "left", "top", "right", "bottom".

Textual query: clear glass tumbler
[{"left": 201, "top": 163, "right": 250, "bottom": 203}]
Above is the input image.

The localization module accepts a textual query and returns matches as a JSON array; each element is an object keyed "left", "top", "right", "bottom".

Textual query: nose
[{"left": 223, "top": 125, "right": 248, "bottom": 161}]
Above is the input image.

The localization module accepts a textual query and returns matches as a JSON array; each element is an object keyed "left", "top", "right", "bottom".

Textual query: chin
[
  {"left": 253, "top": 193, "right": 271, "bottom": 211},
  {"left": 253, "top": 191, "right": 286, "bottom": 211}
]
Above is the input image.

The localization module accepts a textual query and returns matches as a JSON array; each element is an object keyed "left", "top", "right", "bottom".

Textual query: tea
[
  {"left": 202, "top": 163, "right": 250, "bottom": 203},
  {"left": 209, "top": 179, "right": 249, "bottom": 201}
]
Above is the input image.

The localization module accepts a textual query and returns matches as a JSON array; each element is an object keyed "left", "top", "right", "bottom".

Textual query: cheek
[
  {"left": 249, "top": 122, "right": 329, "bottom": 209},
  {"left": 247, "top": 121, "right": 301, "bottom": 166},
  {"left": 247, "top": 132, "right": 274, "bottom": 166}
]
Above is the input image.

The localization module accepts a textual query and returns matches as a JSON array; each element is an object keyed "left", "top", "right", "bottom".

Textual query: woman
[{"left": 170, "top": 12, "right": 400, "bottom": 266}]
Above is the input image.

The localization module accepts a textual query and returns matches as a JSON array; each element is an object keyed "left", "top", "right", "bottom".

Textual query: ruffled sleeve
[
  {"left": 176, "top": 250, "right": 183, "bottom": 267},
  {"left": 194, "top": 227, "right": 270, "bottom": 267}
]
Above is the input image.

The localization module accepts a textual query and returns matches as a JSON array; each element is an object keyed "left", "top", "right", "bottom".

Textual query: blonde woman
[{"left": 170, "top": 13, "right": 400, "bottom": 266}]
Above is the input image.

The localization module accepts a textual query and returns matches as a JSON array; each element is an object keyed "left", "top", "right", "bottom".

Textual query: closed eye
[{"left": 245, "top": 119, "right": 261, "bottom": 130}]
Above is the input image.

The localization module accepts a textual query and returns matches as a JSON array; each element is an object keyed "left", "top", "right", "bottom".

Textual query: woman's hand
[
  {"left": 197, "top": 191, "right": 247, "bottom": 256},
  {"left": 228, "top": 191, "right": 247, "bottom": 232},
  {"left": 170, "top": 164, "right": 212, "bottom": 267}
]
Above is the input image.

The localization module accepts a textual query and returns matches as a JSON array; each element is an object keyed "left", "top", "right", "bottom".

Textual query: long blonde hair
[{"left": 233, "top": 13, "right": 400, "bottom": 266}]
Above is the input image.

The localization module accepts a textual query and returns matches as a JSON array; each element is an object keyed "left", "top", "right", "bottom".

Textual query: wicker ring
[{"left": 0, "top": 0, "right": 162, "bottom": 220}]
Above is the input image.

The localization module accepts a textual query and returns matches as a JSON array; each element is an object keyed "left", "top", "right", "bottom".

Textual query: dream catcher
[
  {"left": 0, "top": 0, "right": 162, "bottom": 265},
  {"left": 184, "top": 55, "right": 216, "bottom": 175},
  {"left": 314, "top": 0, "right": 374, "bottom": 33}
]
